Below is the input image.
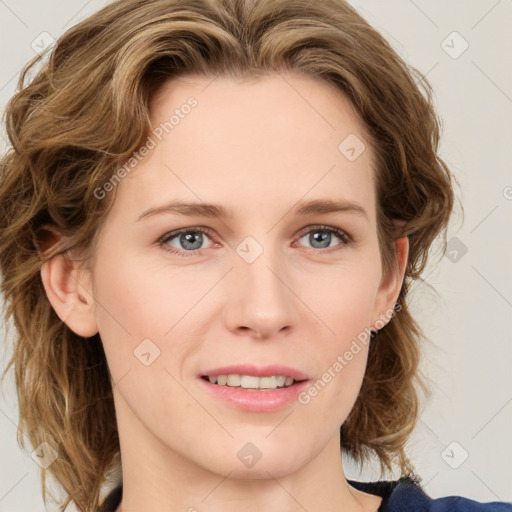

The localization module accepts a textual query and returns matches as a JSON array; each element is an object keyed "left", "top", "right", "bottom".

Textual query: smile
[{"left": 202, "top": 374, "right": 299, "bottom": 390}]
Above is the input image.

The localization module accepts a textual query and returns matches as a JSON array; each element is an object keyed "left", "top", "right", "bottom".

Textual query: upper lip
[{"left": 200, "top": 364, "right": 310, "bottom": 381}]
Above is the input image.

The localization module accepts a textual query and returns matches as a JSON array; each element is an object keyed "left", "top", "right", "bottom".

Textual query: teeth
[
  {"left": 206, "top": 374, "right": 297, "bottom": 389},
  {"left": 241, "top": 375, "right": 259, "bottom": 388},
  {"left": 275, "top": 376, "right": 286, "bottom": 387},
  {"left": 227, "top": 374, "right": 241, "bottom": 386}
]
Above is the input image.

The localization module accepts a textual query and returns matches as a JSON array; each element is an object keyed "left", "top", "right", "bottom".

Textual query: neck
[{"left": 112, "top": 394, "right": 381, "bottom": 512}]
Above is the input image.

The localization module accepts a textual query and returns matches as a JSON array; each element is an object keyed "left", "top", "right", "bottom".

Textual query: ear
[
  {"left": 370, "top": 236, "right": 409, "bottom": 332},
  {"left": 39, "top": 230, "right": 99, "bottom": 338}
]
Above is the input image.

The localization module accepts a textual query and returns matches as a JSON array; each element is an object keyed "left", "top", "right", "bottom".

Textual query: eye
[
  {"left": 158, "top": 227, "right": 216, "bottom": 256},
  {"left": 158, "top": 224, "right": 352, "bottom": 257},
  {"left": 294, "top": 225, "right": 351, "bottom": 252}
]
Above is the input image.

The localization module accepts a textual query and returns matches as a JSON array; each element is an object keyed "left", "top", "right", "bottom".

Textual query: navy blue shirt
[
  {"left": 98, "top": 476, "right": 512, "bottom": 511},
  {"left": 349, "top": 477, "right": 512, "bottom": 511}
]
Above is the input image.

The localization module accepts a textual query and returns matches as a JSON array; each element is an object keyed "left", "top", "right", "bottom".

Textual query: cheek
[
  {"left": 90, "top": 255, "right": 203, "bottom": 433},
  {"left": 297, "top": 259, "right": 379, "bottom": 410},
  {"left": 90, "top": 250, "right": 222, "bottom": 405},
  {"left": 89, "top": 254, "right": 170, "bottom": 376},
  {"left": 299, "top": 256, "right": 380, "bottom": 341},
  {"left": 92, "top": 250, "right": 206, "bottom": 340}
]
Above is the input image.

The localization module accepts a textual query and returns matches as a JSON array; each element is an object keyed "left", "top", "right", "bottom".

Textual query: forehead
[{"left": 112, "top": 71, "right": 376, "bottom": 223}]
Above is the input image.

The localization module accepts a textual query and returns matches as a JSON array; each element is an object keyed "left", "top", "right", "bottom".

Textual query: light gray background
[{"left": 0, "top": 1, "right": 511, "bottom": 510}]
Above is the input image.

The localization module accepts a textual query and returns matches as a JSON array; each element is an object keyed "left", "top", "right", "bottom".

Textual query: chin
[
  {"left": 215, "top": 456, "right": 304, "bottom": 480},
  {"left": 212, "top": 439, "right": 309, "bottom": 480}
]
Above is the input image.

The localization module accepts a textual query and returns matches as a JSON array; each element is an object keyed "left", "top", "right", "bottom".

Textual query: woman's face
[{"left": 81, "top": 72, "right": 406, "bottom": 478}]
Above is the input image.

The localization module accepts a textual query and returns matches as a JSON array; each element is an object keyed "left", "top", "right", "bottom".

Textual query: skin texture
[{"left": 41, "top": 72, "right": 408, "bottom": 512}]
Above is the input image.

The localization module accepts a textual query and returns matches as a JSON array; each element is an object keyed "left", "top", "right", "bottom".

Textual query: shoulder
[
  {"left": 430, "top": 496, "right": 512, "bottom": 512},
  {"left": 348, "top": 475, "right": 512, "bottom": 512}
]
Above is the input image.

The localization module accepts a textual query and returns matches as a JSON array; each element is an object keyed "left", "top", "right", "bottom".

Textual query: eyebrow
[{"left": 137, "top": 198, "right": 369, "bottom": 222}]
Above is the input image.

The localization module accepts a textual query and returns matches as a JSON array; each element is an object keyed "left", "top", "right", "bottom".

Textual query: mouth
[
  {"left": 197, "top": 364, "right": 311, "bottom": 411},
  {"left": 198, "top": 372, "right": 312, "bottom": 412},
  {"left": 200, "top": 374, "right": 307, "bottom": 390}
]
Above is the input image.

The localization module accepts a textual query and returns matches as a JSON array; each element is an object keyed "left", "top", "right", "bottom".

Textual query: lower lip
[{"left": 198, "top": 377, "right": 311, "bottom": 412}]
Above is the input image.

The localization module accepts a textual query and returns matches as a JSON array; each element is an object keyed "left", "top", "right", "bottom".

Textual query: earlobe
[
  {"left": 40, "top": 251, "right": 99, "bottom": 338},
  {"left": 371, "top": 236, "right": 409, "bottom": 331}
]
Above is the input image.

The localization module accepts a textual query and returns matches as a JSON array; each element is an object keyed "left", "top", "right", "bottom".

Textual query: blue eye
[
  {"left": 158, "top": 225, "right": 351, "bottom": 256},
  {"left": 296, "top": 226, "right": 351, "bottom": 250},
  {"left": 158, "top": 227, "right": 214, "bottom": 256}
]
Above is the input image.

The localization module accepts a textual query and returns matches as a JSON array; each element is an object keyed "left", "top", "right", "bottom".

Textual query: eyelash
[{"left": 157, "top": 225, "right": 352, "bottom": 257}]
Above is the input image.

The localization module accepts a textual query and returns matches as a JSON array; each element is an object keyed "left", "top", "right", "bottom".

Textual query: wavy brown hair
[{"left": 0, "top": 0, "right": 456, "bottom": 510}]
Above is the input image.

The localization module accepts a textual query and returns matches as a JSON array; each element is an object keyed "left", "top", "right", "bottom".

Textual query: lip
[
  {"left": 199, "top": 364, "right": 310, "bottom": 381},
  {"left": 197, "top": 376, "right": 311, "bottom": 412},
  {"left": 197, "top": 364, "right": 311, "bottom": 412}
]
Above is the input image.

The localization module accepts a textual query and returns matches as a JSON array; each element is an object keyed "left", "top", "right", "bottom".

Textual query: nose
[{"left": 223, "top": 243, "right": 299, "bottom": 340}]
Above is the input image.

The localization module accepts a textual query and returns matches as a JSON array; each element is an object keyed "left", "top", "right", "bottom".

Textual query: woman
[{"left": 0, "top": 0, "right": 509, "bottom": 511}]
